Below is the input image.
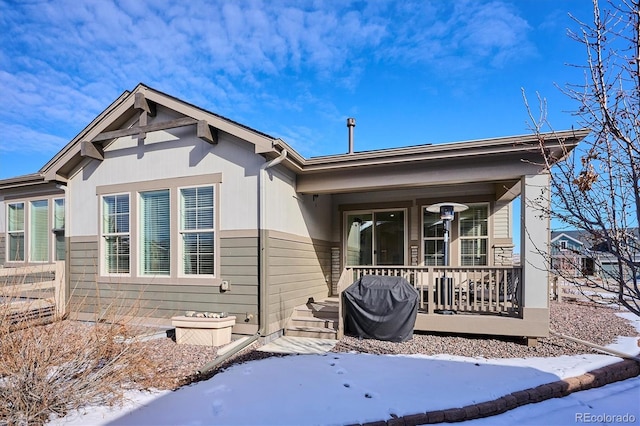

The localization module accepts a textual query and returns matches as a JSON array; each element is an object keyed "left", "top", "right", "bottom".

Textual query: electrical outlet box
[{"left": 220, "top": 280, "right": 230, "bottom": 291}]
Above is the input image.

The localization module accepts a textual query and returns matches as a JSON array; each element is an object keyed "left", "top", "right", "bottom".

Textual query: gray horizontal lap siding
[
  {"left": 68, "top": 236, "right": 258, "bottom": 323},
  {"left": 266, "top": 234, "right": 332, "bottom": 335},
  {"left": 0, "top": 234, "right": 5, "bottom": 266}
]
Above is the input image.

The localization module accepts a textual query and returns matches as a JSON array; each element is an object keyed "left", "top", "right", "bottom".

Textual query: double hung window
[
  {"left": 459, "top": 204, "right": 489, "bottom": 266},
  {"left": 180, "top": 186, "right": 215, "bottom": 275},
  {"left": 53, "top": 199, "right": 65, "bottom": 261},
  {"left": 140, "top": 190, "right": 171, "bottom": 275},
  {"left": 30, "top": 200, "right": 49, "bottom": 262},
  {"left": 423, "top": 210, "right": 444, "bottom": 266},
  {"left": 422, "top": 203, "right": 489, "bottom": 266},
  {"left": 7, "top": 202, "right": 25, "bottom": 262},
  {"left": 5, "top": 198, "right": 63, "bottom": 263},
  {"left": 102, "top": 194, "right": 130, "bottom": 274},
  {"left": 99, "top": 178, "right": 218, "bottom": 280}
]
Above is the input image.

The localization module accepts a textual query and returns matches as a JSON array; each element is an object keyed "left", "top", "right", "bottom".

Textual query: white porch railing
[{"left": 336, "top": 265, "right": 522, "bottom": 317}]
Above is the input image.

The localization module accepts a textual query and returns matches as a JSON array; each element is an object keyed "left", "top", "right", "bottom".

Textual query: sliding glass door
[{"left": 346, "top": 210, "right": 406, "bottom": 266}]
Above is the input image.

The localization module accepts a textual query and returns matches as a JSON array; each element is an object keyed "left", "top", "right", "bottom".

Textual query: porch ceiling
[
  {"left": 296, "top": 153, "right": 534, "bottom": 196},
  {"left": 331, "top": 180, "right": 521, "bottom": 205}
]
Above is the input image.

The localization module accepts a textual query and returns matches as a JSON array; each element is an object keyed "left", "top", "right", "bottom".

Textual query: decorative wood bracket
[
  {"left": 80, "top": 141, "right": 104, "bottom": 160},
  {"left": 91, "top": 117, "right": 198, "bottom": 142},
  {"left": 197, "top": 120, "right": 218, "bottom": 144},
  {"left": 495, "top": 180, "right": 521, "bottom": 201},
  {"left": 85, "top": 114, "right": 218, "bottom": 160},
  {"left": 134, "top": 93, "right": 156, "bottom": 117}
]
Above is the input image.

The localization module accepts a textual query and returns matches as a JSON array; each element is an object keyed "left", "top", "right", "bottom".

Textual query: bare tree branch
[{"left": 524, "top": 0, "right": 640, "bottom": 316}]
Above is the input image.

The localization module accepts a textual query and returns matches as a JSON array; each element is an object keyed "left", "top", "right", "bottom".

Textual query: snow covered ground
[{"left": 49, "top": 313, "right": 640, "bottom": 426}]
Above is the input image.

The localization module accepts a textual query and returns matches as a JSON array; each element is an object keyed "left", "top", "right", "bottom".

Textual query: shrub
[{"left": 0, "top": 282, "right": 156, "bottom": 425}]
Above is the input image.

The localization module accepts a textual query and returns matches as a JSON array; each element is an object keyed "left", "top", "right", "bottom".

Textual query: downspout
[
  {"left": 549, "top": 330, "right": 640, "bottom": 362},
  {"left": 55, "top": 183, "right": 70, "bottom": 316},
  {"left": 258, "top": 148, "right": 289, "bottom": 337},
  {"left": 197, "top": 148, "right": 288, "bottom": 376}
]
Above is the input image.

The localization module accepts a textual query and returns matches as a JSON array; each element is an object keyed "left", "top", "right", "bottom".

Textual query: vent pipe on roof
[{"left": 347, "top": 117, "right": 356, "bottom": 154}]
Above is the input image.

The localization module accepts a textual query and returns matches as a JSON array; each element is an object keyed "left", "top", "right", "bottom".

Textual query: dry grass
[{"left": 0, "top": 284, "right": 161, "bottom": 425}]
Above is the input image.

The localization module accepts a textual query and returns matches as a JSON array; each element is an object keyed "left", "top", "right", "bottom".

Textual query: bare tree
[{"left": 524, "top": 0, "right": 639, "bottom": 316}]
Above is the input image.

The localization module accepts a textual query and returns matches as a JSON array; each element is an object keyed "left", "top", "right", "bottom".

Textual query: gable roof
[
  {"left": 40, "top": 83, "right": 279, "bottom": 182},
  {"left": 2, "top": 83, "right": 590, "bottom": 191},
  {"left": 551, "top": 232, "right": 585, "bottom": 246},
  {"left": 551, "top": 229, "right": 640, "bottom": 254}
]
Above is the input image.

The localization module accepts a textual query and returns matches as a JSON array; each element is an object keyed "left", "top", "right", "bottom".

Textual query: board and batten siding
[
  {"left": 265, "top": 231, "right": 332, "bottom": 335},
  {"left": 68, "top": 235, "right": 259, "bottom": 333}
]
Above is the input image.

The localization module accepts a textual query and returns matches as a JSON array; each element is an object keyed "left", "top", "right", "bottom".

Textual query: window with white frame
[
  {"left": 7, "top": 202, "right": 25, "bottom": 262},
  {"left": 140, "top": 189, "right": 171, "bottom": 275},
  {"left": 53, "top": 198, "right": 65, "bottom": 261},
  {"left": 97, "top": 175, "right": 220, "bottom": 282},
  {"left": 459, "top": 204, "right": 489, "bottom": 266},
  {"left": 180, "top": 186, "right": 215, "bottom": 275},
  {"left": 30, "top": 199, "right": 49, "bottom": 262},
  {"left": 102, "top": 194, "right": 130, "bottom": 274},
  {"left": 5, "top": 198, "right": 66, "bottom": 263},
  {"left": 423, "top": 209, "right": 445, "bottom": 266}
]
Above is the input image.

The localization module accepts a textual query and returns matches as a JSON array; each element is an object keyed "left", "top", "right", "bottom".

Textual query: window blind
[
  {"left": 180, "top": 186, "right": 214, "bottom": 275},
  {"left": 54, "top": 199, "right": 65, "bottom": 261},
  {"left": 141, "top": 190, "right": 171, "bottom": 275},
  {"left": 103, "top": 194, "right": 130, "bottom": 274},
  {"left": 8, "top": 202, "right": 25, "bottom": 261},
  {"left": 30, "top": 200, "right": 49, "bottom": 262},
  {"left": 460, "top": 205, "right": 489, "bottom": 266},
  {"left": 423, "top": 210, "right": 445, "bottom": 265}
]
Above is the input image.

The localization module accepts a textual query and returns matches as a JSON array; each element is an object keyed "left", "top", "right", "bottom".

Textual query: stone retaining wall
[{"left": 351, "top": 359, "right": 640, "bottom": 426}]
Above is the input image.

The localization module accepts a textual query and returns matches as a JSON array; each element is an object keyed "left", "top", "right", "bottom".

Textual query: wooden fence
[
  {"left": 550, "top": 275, "right": 622, "bottom": 304},
  {"left": 0, "top": 262, "right": 66, "bottom": 326}
]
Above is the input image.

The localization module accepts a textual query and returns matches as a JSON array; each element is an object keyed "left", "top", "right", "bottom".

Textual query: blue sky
[{"left": 0, "top": 0, "right": 595, "bottom": 180}]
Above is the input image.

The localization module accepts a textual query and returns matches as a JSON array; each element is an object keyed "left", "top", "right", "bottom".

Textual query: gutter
[{"left": 196, "top": 148, "right": 288, "bottom": 376}]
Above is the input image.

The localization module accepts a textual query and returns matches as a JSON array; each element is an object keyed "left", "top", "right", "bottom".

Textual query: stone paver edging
[{"left": 350, "top": 359, "right": 640, "bottom": 426}]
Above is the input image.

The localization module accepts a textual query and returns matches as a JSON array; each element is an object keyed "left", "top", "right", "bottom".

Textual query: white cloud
[
  {"left": 0, "top": 123, "right": 68, "bottom": 153},
  {"left": 0, "top": 0, "right": 538, "bottom": 159},
  {"left": 382, "top": 1, "right": 535, "bottom": 72}
]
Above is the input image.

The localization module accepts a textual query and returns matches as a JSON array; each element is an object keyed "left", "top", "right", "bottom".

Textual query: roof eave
[
  {"left": 286, "top": 128, "right": 589, "bottom": 174},
  {"left": 0, "top": 173, "right": 47, "bottom": 190}
]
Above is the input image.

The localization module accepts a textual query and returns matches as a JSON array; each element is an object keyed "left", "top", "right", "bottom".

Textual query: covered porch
[
  {"left": 320, "top": 172, "right": 552, "bottom": 343},
  {"left": 277, "top": 130, "right": 590, "bottom": 342},
  {"left": 334, "top": 265, "right": 549, "bottom": 344}
]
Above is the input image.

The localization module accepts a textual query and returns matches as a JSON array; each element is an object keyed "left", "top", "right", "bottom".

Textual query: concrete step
[
  {"left": 293, "top": 301, "right": 339, "bottom": 320},
  {"left": 285, "top": 325, "right": 338, "bottom": 339},
  {"left": 257, "top": 336, "right": 337, "bottom": 354},
  {"left": 288, "top": 315, "right": 337, "bottom": 330}
]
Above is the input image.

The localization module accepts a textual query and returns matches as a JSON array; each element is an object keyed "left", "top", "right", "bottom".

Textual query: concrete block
[{"left": 171, "top": 316, "right": 236, "bottom": 346}]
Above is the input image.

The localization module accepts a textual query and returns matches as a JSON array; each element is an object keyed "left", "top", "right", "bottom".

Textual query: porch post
[{"left": 520, "top": 174, "right": 551, "bottom": 341}]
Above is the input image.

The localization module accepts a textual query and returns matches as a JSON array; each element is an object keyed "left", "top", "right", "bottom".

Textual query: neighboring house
[
  {"left": 0, "top": 84, "right": 589, "bottom": 343},
  {"left": 550, "top": 231, "right": 594, "bottom": 277},
  {"left": 551, "top": 229, "right": 640, "bottom": 282}
]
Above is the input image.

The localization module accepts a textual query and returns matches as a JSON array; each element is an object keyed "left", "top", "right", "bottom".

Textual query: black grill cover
[{"left": 343, "top": 275, "right": 419, "bottom": 342}]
